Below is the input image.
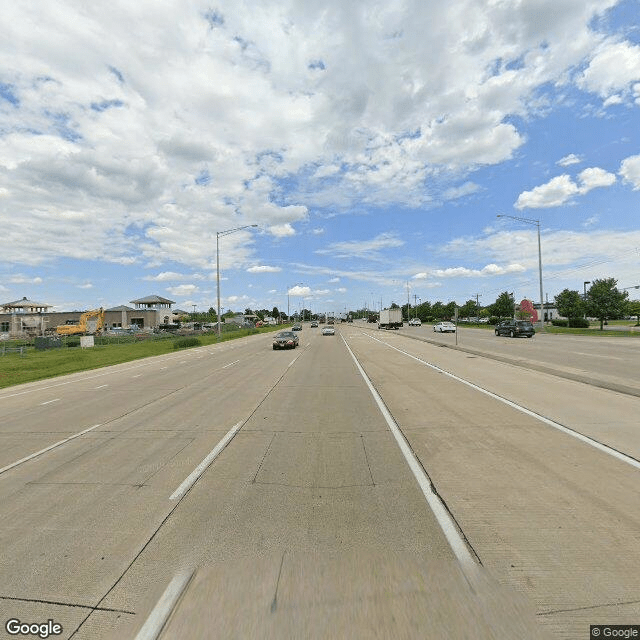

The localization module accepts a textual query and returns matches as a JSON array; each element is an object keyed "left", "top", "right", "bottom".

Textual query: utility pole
[
  {"left": 406, "top": 281, "right": 410, "bottom": 321},
  {"left": 413, "top": 294, "right": 418, "bottom": 320},
  {"left": 474, "top": 293, "right": 482, "bottom": 320}
]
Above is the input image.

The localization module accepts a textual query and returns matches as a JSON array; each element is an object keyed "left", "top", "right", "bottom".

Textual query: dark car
[
  {"left": 292, "top": 324, "right": 302, "bottom": 331},
  {"left": 272, "top": 331, "right": 299, "bottom": 350},
  {"left": 310, "top": 321, "right": 318, "bottom": 328},
  {"left": 494, "top": 320, "right": 535, "bottom": 338}
]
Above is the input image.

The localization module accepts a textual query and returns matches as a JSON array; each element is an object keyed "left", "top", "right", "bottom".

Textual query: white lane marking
[
  {"left": 160, "top": 367, "right": 168, "bottom": 370},
  {"left": 573, "top": 351, "right": 623, "bottom": 360},
  {"left": 40, "top": 399, "right": 60, "bottom": 405},
  {"left": 134, "top": 570, "right": 194, "bottom": 640},
  {"left": 363, "top": 332, "right": 640, "bottom": 472},
  {"left": 132, "top": 374, "right": 142, "bottom": 378},
  {"left": 222, "top": 360, "right": 240, "bottom": 368},
  {"left": 0, "top": 424, "right": 102, "bottom": 476},
  {"left": 341, "top": 335, "right": 478, "bottom": 573},
  {"left": 95, "top": 384, "right": 108, "bottom": 389},
  {"left": 170, "top": 420, "right": 244, "bottom": 500}
]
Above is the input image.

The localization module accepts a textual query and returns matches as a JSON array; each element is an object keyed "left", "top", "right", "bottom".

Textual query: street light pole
[
  {"left": 497, "top": 214, "right": 544, "bottom": 330},
  {"left": 216, "top": 224, "right": 258, "bottom": 336}
]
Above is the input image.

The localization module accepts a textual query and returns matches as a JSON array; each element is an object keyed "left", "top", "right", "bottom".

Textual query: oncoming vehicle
[
  {"left": 408, "top": 318, "right": 421, "bottom": 326},
  {"left": 292, "top": 324, "right": 302, "bottom": 331},
  {"left": 272, "top": 331, "right": 299, "bottom": 350},
  {"left": 322, "top": 326, "right": 335, "bottom": 336},
  {"left": 310, "top": 321, "right": 318, "bottom": 328},
  {"left": 433, "top": 321, "right": 456, "bottom": 333},
  {"left": 494, "top": 319, "right": 535, "bottom": 338}
]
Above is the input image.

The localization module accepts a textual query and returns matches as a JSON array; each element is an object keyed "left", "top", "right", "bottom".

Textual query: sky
[{"left": 1, "top": 0, "right": 639, "bottom": 317}]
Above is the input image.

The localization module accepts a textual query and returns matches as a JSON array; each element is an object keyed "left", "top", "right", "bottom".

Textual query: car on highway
[
  {"left": 408, "top": 318, "right": 422, "bottom": 326},
  {"left": 310, "top": 321, "right": 318, "bottom": 328},
  {"left": 272, "top": 331, "right": 299, "bottom": 350},
  {"left": 494, "top": 319, "right": 535, "bottom": 338},
  {"left": 292, "top": 324, "right": 302, "bottom": 331},
  {"left": 322, "top": 326, "right": 335, "bottom": 336},
  {"left": 433, "top": 321, "right": 456, "bottom": 333}
]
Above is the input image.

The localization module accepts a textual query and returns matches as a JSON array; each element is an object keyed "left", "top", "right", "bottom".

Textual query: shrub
[
  {"left": 173, "top": 337, "right": 201, "bottom": 349},
  {"left": 568, "top": 317, "right": 590, "bottom": 328},
  {"left": 551, "top": 319, "right": 568, "bottom": 327}
]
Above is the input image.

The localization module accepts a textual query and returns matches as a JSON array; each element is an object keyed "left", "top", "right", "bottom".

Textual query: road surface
[{"left": 0, "top": 325, "right": 638, "bottom": 639}]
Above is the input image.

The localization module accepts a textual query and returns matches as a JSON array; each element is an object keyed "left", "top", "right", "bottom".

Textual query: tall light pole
[
  {"left": 216, "top": 224, "right": 258, "bottom": 336},
  {"left": 497, "top": 214, "right": 544, "bottom": 330}
]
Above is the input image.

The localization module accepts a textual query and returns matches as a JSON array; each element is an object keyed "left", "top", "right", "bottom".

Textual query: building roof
[
  {"left": 106, "top": 305, "right": 135, "bottom": 312},
  {"left": 1, "top": 296, "right": 51, "bottom": 310},
  {"left": 130, "top": 295, "right": 175, "bottom": 305}
]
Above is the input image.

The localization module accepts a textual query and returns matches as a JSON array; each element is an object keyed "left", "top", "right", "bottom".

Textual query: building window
[{"left": 1, "top": 322, "right": 9, "bottom": 332}]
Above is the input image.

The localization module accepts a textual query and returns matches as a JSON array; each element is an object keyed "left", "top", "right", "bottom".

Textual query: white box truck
[{"left": 378, "top": 307, "right": 403, "bottom": 329}]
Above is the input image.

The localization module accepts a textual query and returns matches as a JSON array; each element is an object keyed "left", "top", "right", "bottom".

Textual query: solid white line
[
  {"left": 169, "top": 421, "right": 244, "bottom": 500},
  {"left": 94, "top": 384, "right": 108, "bottom": 389},
  {"left": 222, "top": 359, "right": 240, "bottom": 368},
  {"left": 131, "top": 374, "right": 142, "bottom": 378},
  {"left": 341, "top": 336, "right": 478, "bottom": 573},
  {"left": 0, "top": 424, "right": 102, "bottom": 476},
  {"left": 364, "top": 332, "right": 640, "bottom": 472},
  {"left": 134, "top": 570, "right": 194, "bottom": 640},
  {"left": 40, "top": 398, "right": 60, "bottom": 405}
]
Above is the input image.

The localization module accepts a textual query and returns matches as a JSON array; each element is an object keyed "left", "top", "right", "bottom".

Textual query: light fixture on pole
[
  {"left": 216, "top": 224, "right": 258, "bottom": 336},
  {"left": 497, "top": 214, "right": 544, "bottom": 330}
]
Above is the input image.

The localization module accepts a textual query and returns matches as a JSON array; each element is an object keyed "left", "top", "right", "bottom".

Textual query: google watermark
[
  {"left": 5, "top": 619, "right": 62, "bottom": 639},
  {"left": 591, "top": 626, "right": 640, "bottom": 639}
]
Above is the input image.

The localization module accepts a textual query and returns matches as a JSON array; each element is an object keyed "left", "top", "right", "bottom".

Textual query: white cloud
[
  {"left": 515, "top": 175, "right": 579, "bottom": 209},
  {"left": 312, "top": 228, "right": 325, "bottom": 235},
  {"left": 317, "top": 232, "right": 404, "bottom": 260},
  {"left": 144, "top": 271, "right": 196, "bottom": 282},
  {"left": 8, "top": 274, "right": 43, "bottom": 285},
  {"left": 620, "top": 154, "right": 640, "bottom": 190},
  {"left": 442, "top": 182, "right": 480, "bottom": 201},
  {"left": 579, "top": 41, "right": 640, "bottom": 103},
  {"left": 77, "top": 282, "right": 93, "bottom": 289},
  {"left": 557, "top": 154, "right": 582, "bottom": 167},
  {"left": 269, "top": 223, "right": 296, "bottom": 238},
  {"left": 577, "top": 167, "right": 616, "bottom": 193},
  {"left": 166, "top": 284, "right": 198, "bottom": 296},
  {"left": 247, "top": 265, "right": 282, "bottom": 273},
  {"left": 413, "top": 263, "right": 525, "bottom": 279},
  {"left": 336, "top": 287, "right": 347, "bottom": 293},
  {"left": 288, "top": 285, "right": 311, "bottom": 296},
  {"left": 328, "top": 277, "right": 340, "bottom": 283}
]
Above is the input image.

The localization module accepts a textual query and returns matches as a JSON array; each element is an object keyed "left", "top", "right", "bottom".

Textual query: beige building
[{"left": 0, "top": 295, "right": 176, "bottom": 338}]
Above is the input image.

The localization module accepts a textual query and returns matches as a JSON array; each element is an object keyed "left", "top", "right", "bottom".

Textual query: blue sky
[{"left": 1, "top": 0, "right": 639, "bottom": 316}]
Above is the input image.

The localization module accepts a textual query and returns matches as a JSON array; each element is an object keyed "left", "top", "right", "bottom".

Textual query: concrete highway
[{"left": 0, "top": 324, "right": 638, "bottom": 639}]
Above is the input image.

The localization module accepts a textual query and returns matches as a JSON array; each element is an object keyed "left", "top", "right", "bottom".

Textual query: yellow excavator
[{"left": 56, "top": 308, "right": 106, "bottom": 336}]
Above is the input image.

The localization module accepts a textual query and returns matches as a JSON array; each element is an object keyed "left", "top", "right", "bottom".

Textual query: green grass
[{"left": 0, "top": 324, "right": 287, "bottom": 389}]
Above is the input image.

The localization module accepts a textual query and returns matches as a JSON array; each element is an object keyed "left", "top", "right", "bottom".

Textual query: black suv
[{"left": 494, "top": 320, "right": 535, "bottom": 338}]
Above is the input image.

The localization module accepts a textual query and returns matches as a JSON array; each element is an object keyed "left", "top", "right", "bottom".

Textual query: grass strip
[{"left": 0, "top": 325, "right": 285, "bottom": 389}]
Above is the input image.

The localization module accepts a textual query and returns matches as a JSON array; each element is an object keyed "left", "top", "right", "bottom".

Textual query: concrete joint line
[
  {"left": 365, "top": 332, "right": 640, "bottom": 472},
  {"left": 134, "top": 570, "right": 194, "bottom": 640},
  {"left": 341, "top": 335, "right": 480, "bottom": 575}
]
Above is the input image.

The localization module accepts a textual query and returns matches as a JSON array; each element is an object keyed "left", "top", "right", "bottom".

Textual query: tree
[
  {"left": 586, "top": 278, "right": 628, "bottom": 330},
  {"left": 554, "top": 289, "right": 584, "bottom": 319},
  {"left": 431, "top": 301, "right": 444, "bottom": 319},
  {"left": 491, "top": 292, "right": 514, "bottom": 319},
  {"left": 626, "top": 300, "right": 640, "bottom": 326},
  {"left": 390, "top": 302, "right": 400, "bottom": 309},
  {"left": 458, "top": 299, "right": 477, "bottom": 319},
  {"left": 272, "top": 306, "right": 280, "bottom": 319}
]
